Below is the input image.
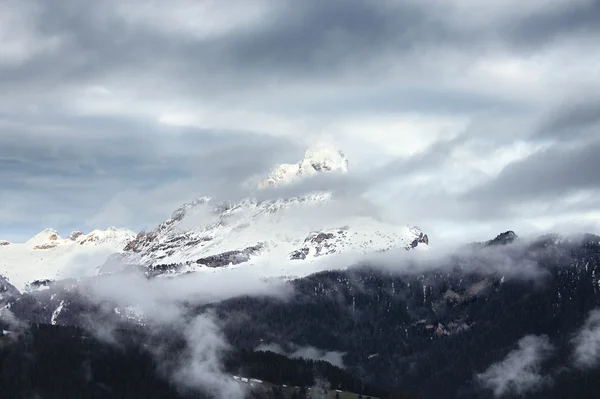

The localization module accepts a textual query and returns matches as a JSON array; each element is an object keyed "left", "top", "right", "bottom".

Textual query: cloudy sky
[{"left": 1, "top": 0, "right": 599, "bottom": 243}]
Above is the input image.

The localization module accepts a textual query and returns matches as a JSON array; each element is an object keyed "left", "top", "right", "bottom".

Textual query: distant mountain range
[{"left": 0, "top": 145, "right": 428, "bottom": 292}]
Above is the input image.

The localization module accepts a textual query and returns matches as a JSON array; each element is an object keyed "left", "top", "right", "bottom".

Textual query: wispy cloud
[
  {"left": 477, "top": 335, "right": 554, "bottom": 397},
  {"left": 571, "top": 308, "right": 600, "bottom": 369},
  {"left": 2, "top": 0, "right": 599, "bottom": 243},
  {"left": 76, "top": 267, "right": 292, "bottom": 397},
  {"left": 255, "top": 342, "right": 346, "bottom": 368},
  {"left": 172, "top": 313, "right": 246, "bottom": 399}
]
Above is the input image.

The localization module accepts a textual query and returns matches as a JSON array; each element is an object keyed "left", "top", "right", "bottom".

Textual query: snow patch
[{"left": 51, "top": 300, "right": 65, "bottom": 325}]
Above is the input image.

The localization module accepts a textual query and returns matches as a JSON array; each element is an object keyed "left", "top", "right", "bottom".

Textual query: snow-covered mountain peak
[
  {"left": 20, "top": 227, "right": 135, "bottom": 250},
  {"left": 26, "top": 228, "right": 62, "bottom": 247},
  {"left": 75, "top": 227, "right": 137, "bottom": 246},
  {"left": 0, "top": 144, "right": 426, "bottom": 291},
  {"left": 114, "top": 145, "right": 427, "bottom": 275},
  {"left": 302, "top": 144, "right": 349, "bottom": 173},
  {"left": 0, "top": 227, "right": 136, "bottom": 292},
  {"left": 170, "top": 197, "right": 212, "bottom": 222},
  {"left": 259, "top": 144, "right": 348, "bottom": 189}
]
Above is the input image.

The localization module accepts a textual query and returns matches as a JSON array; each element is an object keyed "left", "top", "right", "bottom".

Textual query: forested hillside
[{"left": 208, "top": 234, "right": 600, "bottom": 398}]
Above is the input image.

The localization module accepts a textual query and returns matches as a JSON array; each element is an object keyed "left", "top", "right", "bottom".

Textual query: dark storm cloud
[
  {"left": 1, "top": 0, "right": 599, "bottom": 241},
  {"left": 0, "top": 113, "right": 297, "bottom": 185},
  {"left": 465, "top": 141, "right": 600, "bottom": 204},
  {"left": 215, "top": 0, "right": 457, "bottom": 76},
  {"left": 536, "top": 97, "right": 600, "bottom": 140},
  {"left": 377, "top": 137, "right": 600, "bottom": 226},
  {"left": 3, "top": 0, "right": 441, "bottom": 91},
  {"left": 507, "top": 0, "right": 600, "bottom": 51},
  {"left": 4, "top": 0, "right": 588, "bottom": 93}
]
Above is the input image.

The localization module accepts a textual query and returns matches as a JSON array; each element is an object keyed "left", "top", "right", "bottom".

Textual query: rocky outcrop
[
  {"left": 33, "top": 243, "right": 59, "bottom": 250},
  {"left": 68, "top": 231, "right": 84, "bottom": 241},
  {"left": 486, "top": 230, "right": 518, "bottom": 246},
  {"left": 0, "top": 240, "right": 10, "bottom": 246},
  {"left": 409, "top": 231, "right": 429, "bottom": 249},
  {"left": 468, "top": 230, "right": 518, "bottom": 249},
  {"left": 144, "top": 244, "right": 265, "bottom": 277},
  {"left": 125, "top": 232, "right": 153, "bottom": 252},
  {"left": 195, "top": 244, "right": 263, "bottom": 268},
  {"left": 25, "top": 279, "right": 53, "bottom": 292},
  {"left": 290, "top": 231, "right": 339, "bottom": 260}
]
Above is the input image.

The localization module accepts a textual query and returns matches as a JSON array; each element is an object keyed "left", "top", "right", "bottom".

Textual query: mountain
[
  {"left": 0, "top": 145, "right": 427, "bottom": 289},
  {"left": 117, "top": 195, "right": 428, "bottom": 276},
  {"left": 205, "top": 232, "right": 600, "bottom": 398},
  {"left": 112, "top": 145, "right": 428, "bottom": 277},
  {"left": 5, "top": 231, "right": 600, "bottom": 399},
  {"left": 0, "top": 227, "right": 135, "bottom": 292},
  {"left": 258, "top": 144, "right": 349, "bottom": 188}
]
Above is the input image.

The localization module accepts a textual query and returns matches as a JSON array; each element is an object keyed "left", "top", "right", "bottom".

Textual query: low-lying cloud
[
  {"left": 172, "top": 313, "right": 245, "bottom": 399},
  {"left": 571, "top": 308, "right": 600, "bottom": 369},
  {"left": 0, "top": 307, "right": 27, "bottom": 334},
  {"left": 308, "top": 234, "right": 549, "bottom": 284},
  {"left": 75, "top": 266, "right": 292, "bottom": 398},
  {"left": 477, "top": 335, "right": 554, "bottom": 397},
  {"left": 81, "top": 267, "right": 291, "bottom": 325},
  {"left": 255, "top": 342, "right": 346, "bottom": 369}
]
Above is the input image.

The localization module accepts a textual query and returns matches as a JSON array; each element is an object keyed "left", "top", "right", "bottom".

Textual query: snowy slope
[
  {"left": 122, "top": 194, "right": 427, "bottom": 267},
  {"left": 0, "top": 227, "right": 135, "bottom": 292},
  {"left": 118, "top": 145, "right": 428, "bottom": 275}
]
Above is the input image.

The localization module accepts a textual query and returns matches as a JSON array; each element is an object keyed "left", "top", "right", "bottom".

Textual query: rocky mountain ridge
[{"left": 109, "top": 145, "right": 428, "bottom": 276}]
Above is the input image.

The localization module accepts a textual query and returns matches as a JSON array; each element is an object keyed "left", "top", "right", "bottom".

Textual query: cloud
[
  {"left": 464, "top": 140, "right": 600, "bottom": 205},
  {"left": 1, "top": 0, "right": 600, "bottom": 244},
  {"left": 536, "top": 96, "right": 600, "bottom": 140},
  {"left": 74, "top": 265, "right": 292, "bottom": 397},
  {"left": 477, "top": 335, "right": 554, "bottom": 397},
  {"left": 571, "top": 308, "right": 600, "bottom": 369},
  {"left": 255, "top": 342, "right": 346, "bottom": 368},
  {"left": 327, "top": 236, "right": 550, "bottom": 286},
  {"left": 290, "top": 346, "right": 346, "bottom": 369},
  {"left": 173, "top": 313, "right": 246, "bottom": 399},
  {"left": 0, "top": 125, "right": 298, "bottom": 240},
  {"left": 81, "top": 267, "right": 291, "bottom": 325},
  {"left": 0, "top": 307, "right": 28, "bottom": 343},
  {"left": 0, "top": 307, "right": 27, "bottom": 332}
]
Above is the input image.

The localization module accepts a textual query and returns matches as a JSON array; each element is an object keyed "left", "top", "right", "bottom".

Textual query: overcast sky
[{"left": 1, "top": 0, "right": 599, "bottom": 243}]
